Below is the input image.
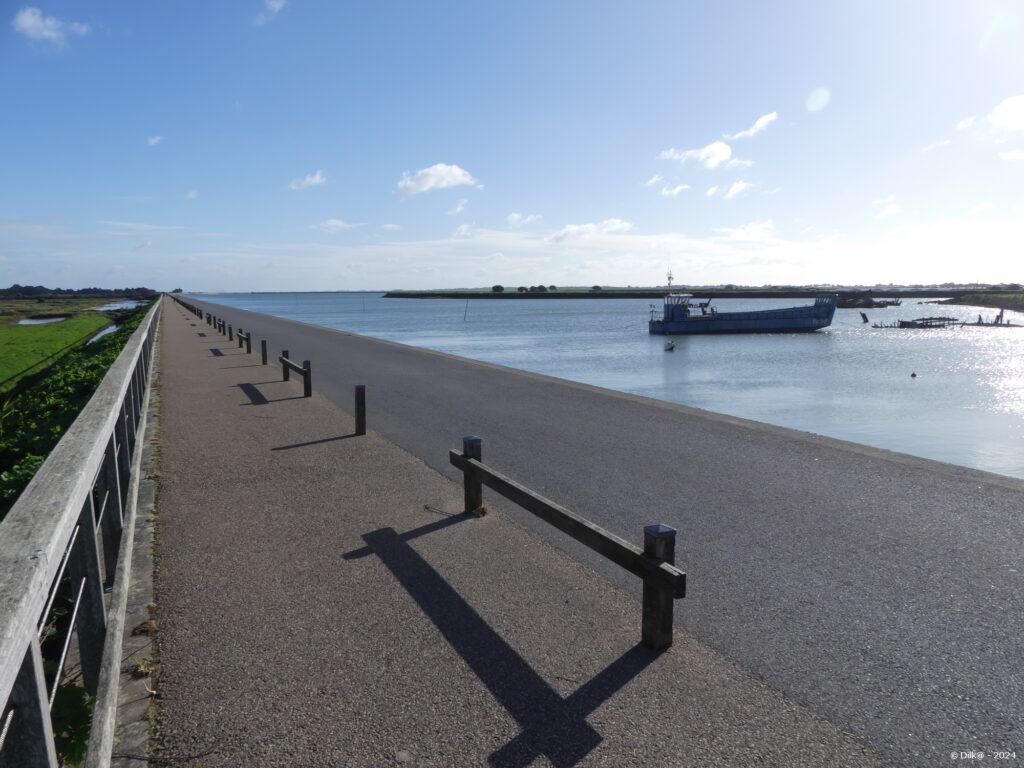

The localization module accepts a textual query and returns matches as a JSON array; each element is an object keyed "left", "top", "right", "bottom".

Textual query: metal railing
[{"left": 0, "top": 299, "right": 160, "bottom": 768}]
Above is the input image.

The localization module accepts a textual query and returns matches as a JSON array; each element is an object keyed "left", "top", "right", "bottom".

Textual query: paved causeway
[{"left": 159, "top": 296, "right": 1024, "bottom": 766}]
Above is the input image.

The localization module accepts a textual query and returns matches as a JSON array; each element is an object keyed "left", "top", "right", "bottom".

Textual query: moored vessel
[{"left": 648, "top": 294, "right": 837, "bottom": 335}]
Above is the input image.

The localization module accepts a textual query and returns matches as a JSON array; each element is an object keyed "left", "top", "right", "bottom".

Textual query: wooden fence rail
[
  {"left": 0, "top": 300, "right": 161, "bottom": 768},
  {"left": 278, "top": 351, "right": 312, "bottom": 397},
  {"left": 449, "top": 436, "right": 685, "bottom": 649}
]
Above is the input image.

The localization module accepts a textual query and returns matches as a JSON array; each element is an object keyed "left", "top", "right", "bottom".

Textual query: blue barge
[{"left": 649, "top": 294, "right": 838, "bottom": 335}]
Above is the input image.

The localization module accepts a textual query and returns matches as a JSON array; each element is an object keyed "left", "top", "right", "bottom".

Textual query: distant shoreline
[{"left": 383, "top": 288, "right": 1011, "bottom": 301}]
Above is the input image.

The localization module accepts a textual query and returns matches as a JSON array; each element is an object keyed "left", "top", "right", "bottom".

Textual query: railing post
[
  {"left": 355, "top": 385, "right": 366, "bottom": 435},
  {"left": 237, "top": 329, "right": 244, "bottom": 349},
  {"left": 261, "top": 339, "right": 268, "bottom": 365},
  {"left": 281, "top": 350, "right": 289, "bottom": 381},
  {"left": 228, "top": 324, "right": 233, "bottom": 342},
  {"left": 2, "top": 640, "right": 59, "bottom": 767},
  {"left": 641, "top": 524, "right": 677, "bottom": 650},
  {"left": 68, "top": 496, "right": 107, "bottom": 695},
  {"left": 462, "top": 436, "right": 483, "bottom": 514},
  {"left": 302, "top": 360, "right": 311, "bottom": 397},
  {"left": 245, "top": 334, "right": 251, "bottom": 355}
]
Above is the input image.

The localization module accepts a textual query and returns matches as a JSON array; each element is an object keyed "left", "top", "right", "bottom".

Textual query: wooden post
[
  {"left": 302, "top": 360, "right": 312, "bottom": 397},
  {"left": 228, "top": 324, "right": 233, "bottom": 341},
  {"left": 237, "top": 329, "right": 244, "bottom": 348},
  {"left": 245, "top": 334, "right": 251, "bottom": 355},
  {"left": 68, "top": 496, "right": 107, "bottom": 695},
  {"left": 462, "top": 436, "right": 483, "bottom": 514},
  {"left": 281, "top": 350, "right": 289, "bottom": 381},
  {"left": 355, "top": 385, "right": 366, "bottom": 435},
  {"left": 261, "top": 339, "right": 268, "bottom": 365},
  {"left": 3, "top": 641, "right": 59, "bottom": 767},
  {"left": 641, "top": 523, "right": 677, "bottom": 649}
]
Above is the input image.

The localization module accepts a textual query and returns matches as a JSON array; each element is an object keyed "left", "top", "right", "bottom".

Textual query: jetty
[{"left": 3, "top": 295, "right": 1023, "bottom": 767}]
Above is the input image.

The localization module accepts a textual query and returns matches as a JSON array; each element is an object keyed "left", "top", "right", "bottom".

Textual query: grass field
[
  {"left": 951, "top": 293, "right": 1024, "bottom": 312},
  {"left": 0, "top": 314, "right": 111, "bottom": 393}
]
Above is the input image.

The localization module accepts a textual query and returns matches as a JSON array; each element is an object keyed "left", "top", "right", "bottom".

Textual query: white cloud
[
  {"left": 254, "top": 0, "right": 287, "bottom": 26},
  {"left": 313, "top": 218, "right": 363, "bottom": 233},
  {"left": 726, "top": 112, "right": 778, "bottom": 140},
  {"left": 874, "top": 195, "right": 902, "bottom": 220},
  {"left": 148, "top": 135, "right": 164, "bottom": 146},
  {"left": 1000, "top": 150, "right": 1024, "bottom": 161},
  {"left": 724, "top": 181, "right": 752, "bottom": 200},
  {"left": 660, "top": 184, "right": 689, "bottom": 197},
  {"left": 643, "top": 174, "right": 664, "bottom": 187},
  {"left": 133, "top": 240, "right": 152, "bottom": 251},
  {"left": 988, "top": 95, "right": 1024, "bottom": 132},
  {"left": 447, "top": 199, "right": 468, "bottom": 215},
  {"left": 185, "top": 190, "right": 198, "bottom": 200},
  {"left": 716, "top": 220, "right": 776, "bottom": 242},
  {"left": 956, "top": 116, "right": 976, "bottom": 131},
  {"left": 381, "top": 224, "right": 401, "bottom": 231},
  {"left": 706, "top": 186, "right": 719, "bottom": 198},
  {"left": 289, "top": 170, "right": 327, "bottom": 190},
  {"left": 922, "top": 139, "right": 951, "bottom": 153},
  {"left": 452, "top": 223, "right": 473, "bottom": 238},
  {"left": 396, "top": 163, "right": 479, "bottom": 195},
  {"left": 726, "top": 157, "right": 754, "bottom": 168},
  {"left": 970, "top": 202, "right": 995, "bottom": 215},
  {"left": 659, "top": 141, "right": 732, "bottom": 169},
  {"left": 12, "top": 7, "right": 89, "bottom": 45},
  {"left": 806, "top": 87, "right": 831, "bottom": 113},
  {"left": 549, "top": 218, "right": 633, "bottom": 242},
  {"left": 507, "top": 212, "right": 542, "bottom": 226}
]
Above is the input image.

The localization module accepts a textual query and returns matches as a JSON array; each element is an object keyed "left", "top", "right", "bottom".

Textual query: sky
[{"left": 1, "top": 1, "right": 1023, "bottom": 291}]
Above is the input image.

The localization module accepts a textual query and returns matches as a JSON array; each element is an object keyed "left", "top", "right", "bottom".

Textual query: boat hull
[{"left": 649, "top": 302, "right": 836, "bottom": 335}]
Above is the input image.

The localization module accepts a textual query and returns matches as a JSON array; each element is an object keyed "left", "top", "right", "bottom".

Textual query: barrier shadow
[
  {"left": 345, "top": 518, "right": 660, "bottom": 767},
  {"left": 237, "top": 382, "right": 268, "bottom": 405},
  {"left": 271, "top": 434, "right": 357, "bottom": 451},
  {"left": 219, "top": 363, "right": 263, "bottom": 370},
  {"left": 210, "top": 348, "right": 224, "bottom": 357}
]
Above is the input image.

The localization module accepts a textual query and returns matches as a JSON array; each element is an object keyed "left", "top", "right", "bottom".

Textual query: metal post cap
[{"left": 644, "top": 523, "right": 676, "bottom": 538}]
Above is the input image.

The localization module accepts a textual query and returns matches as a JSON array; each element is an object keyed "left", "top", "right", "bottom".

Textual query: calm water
[{"left": 200, "top": 292, "right": 1024, "bottom": 480}]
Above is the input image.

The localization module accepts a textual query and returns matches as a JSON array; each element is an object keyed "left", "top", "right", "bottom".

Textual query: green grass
[
  {"left": 954, "top": 293, "right": 1024, "bottom": 312},
  {"left": 0, "top": 297, "right": 111, "bottom": 325},
  {"left": 0, "top": 314, "right": 111, "bottom": 393}
]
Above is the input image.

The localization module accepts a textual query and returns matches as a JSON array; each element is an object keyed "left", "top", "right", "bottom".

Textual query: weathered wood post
[
  {"left": 355, "top": 384, "right": 366, "bottom": 435},
  {"left": 261, "top": 339, "right": 268, "bottom": 365},
  {"left": 302, "top": 360, "right": 312, "bottom": 397},
  {"left": 206, "top": 312, "right": 211, "bottom": 325},
  {"left": 281, "top": 350, "right": 290, "bottom": 381},
  {"left": 641, "top": 523, "right": 677, "bottom": 649},
  {"left": 245, "top": 333, "right": 251, "bottom": 355},
  {"left": 228, "top": 324, "right": 233, "bottom": 341},
  {"left": 237, "top": 328, "right": 244, "bottom": 349},
  {"left": 462, "top": 436, "right": 483, "bottom": 514}
]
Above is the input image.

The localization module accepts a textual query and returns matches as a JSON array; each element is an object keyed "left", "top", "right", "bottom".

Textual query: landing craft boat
[{"left": 648, "top": 294, "right": 837, "bottom": 335}]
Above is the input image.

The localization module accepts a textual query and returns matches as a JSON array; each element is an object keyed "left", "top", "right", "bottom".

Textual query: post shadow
[
  {"left": 210, "top": 348, "right": 224, "bottom": 357},
  {"left": 270, "top": 434, "right": 358, "bottom": 451},
  {"left": 347, "top": 520, "right": 661, "bottom": 767},
  {"left": 237, "top": 382, "right": 269, "bottom": 405}
]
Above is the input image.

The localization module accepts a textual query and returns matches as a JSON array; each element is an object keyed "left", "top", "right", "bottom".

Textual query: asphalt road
[{"left": 186, "top": 296, "right": 1024, "bottom": 767}]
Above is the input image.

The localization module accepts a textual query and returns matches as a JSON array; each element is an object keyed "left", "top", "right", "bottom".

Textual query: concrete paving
[
  {"left": 155, "top": 297, "right": 895, "bottom": 766},
  {"left": 178, "top": 296, "right": 1024, "bottom": 767}
]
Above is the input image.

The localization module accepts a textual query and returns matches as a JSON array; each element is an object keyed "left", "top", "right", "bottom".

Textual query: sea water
[{"left": 199, "top": 292, "right": 1024, "bottom": 481}]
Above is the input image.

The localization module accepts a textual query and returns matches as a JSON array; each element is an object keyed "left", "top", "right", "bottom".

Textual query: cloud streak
[
  {"left": 726, "top": 112, "right": 778, "bottom": 140},
  {"left": 397, "top": 163, "right": 479, "bottom": 195},
  {"left": 289, "top": 170, "right": 327, "bottom": 190},
  {"left": 254, "top": 0, "right": 287, "bottom": 26},
  {"left": 659, "top": 141, "right": 732, "bottom": 169},
  {"left": 548, "top": 218, "right": 633, "bottom": 242},
  {"left": 12, "top": 6, "right": 89, "bottom": 46}
]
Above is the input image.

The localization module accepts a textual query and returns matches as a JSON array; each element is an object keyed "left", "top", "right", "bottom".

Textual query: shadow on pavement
[
  {"left": 345, "top": 517, "right": 660, "bottom": 767},
  {"left": 271, "top": 434, "right": 358, "bottom": 451}
]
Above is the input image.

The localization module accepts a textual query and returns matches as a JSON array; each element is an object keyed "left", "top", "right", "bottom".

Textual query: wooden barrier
[
  {"left": 449, "top": 436, "right": 685, "bottom": 649},
  {"left": 236, "top": 329, "right": 252, "bottom": 355},
  {"left": 278, "top": 351, "right": 312, "bottom": 397}
]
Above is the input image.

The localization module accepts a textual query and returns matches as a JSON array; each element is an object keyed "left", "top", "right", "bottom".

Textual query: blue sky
[{"left": 2, "top": 1, "right": 1022, "bottom": 291}]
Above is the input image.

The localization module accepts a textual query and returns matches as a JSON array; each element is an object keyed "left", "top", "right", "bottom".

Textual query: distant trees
[
  {"left": 548, "top": 285, "right": 557, "bottom": 291},
  {"left": 171, "top": 288, "right": 184, "bottom": 293},
  {"left": 517, "top": 286, "right": 528, "bottom": 293},
  {"left": 590, "top": 285, "right": 602, "bottom": 291},
  {"left": 528, "top": 285, "right": 547, "bottom": 293},
  {"left": 491, "top": 285, "right": 505, "bottom": 293}
]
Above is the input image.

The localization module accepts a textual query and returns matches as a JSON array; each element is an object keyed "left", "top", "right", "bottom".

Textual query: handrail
[
  {"left": 278, "top": 351, "right": 312, "bottom": 397},
  {"left": 0, "top": 298, "right": 160, "bottom": 766}
]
